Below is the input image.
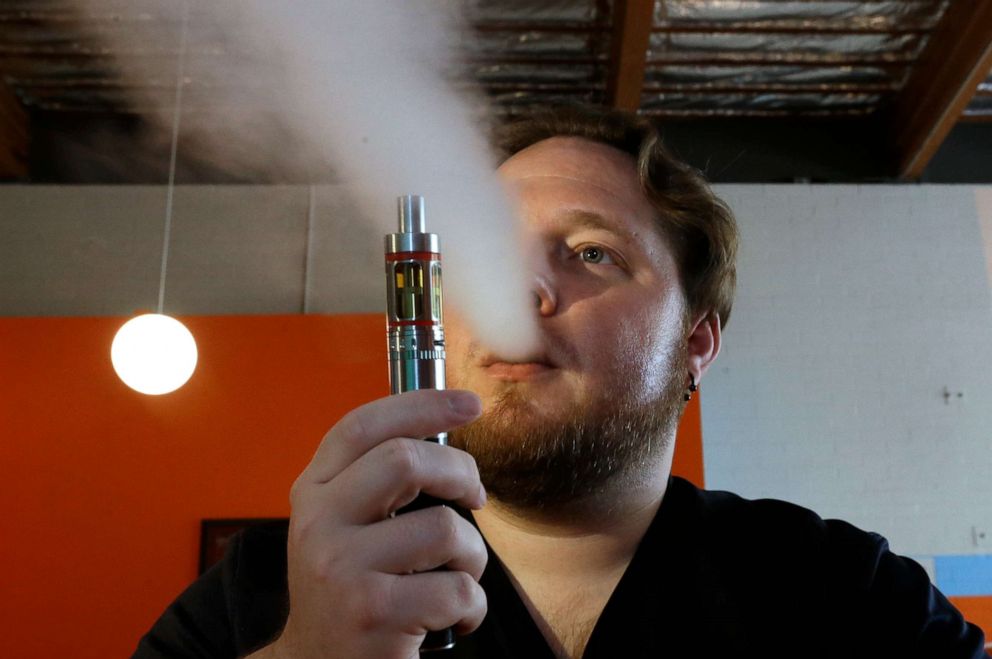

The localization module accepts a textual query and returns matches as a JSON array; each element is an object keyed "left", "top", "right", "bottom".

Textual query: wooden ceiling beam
[
  {"left": 891, "top": 0, "right": 992, "bottom": 179},
  {"left": 606, "top": 0, "right": 655, "bottom": 111},
  {"left": 0, "top": 80, "right": 29, "bottom": 180}
]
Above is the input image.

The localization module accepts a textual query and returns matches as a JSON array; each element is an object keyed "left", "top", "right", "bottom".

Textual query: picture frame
[{"left": 199, "top": 518, "right": 287, "bottom": 575}]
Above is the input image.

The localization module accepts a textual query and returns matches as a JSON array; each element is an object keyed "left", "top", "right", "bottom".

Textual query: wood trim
[
  {"left": 641, "top": 82, "right": 898, "bottom": 95},
  {"left": 606, "top": 0, "right": 655, "bottom": 111},
  {"left": 959, "top": 113, "right": 992, "bottom": 123},
  {"left": 0, "top": 80, "right": 28, "bottom": 180},
  {"left": 646, "top": 53, "right": 915, "bottom": 68},
  {"left": 891, "top": 0, "right": 992, "bottom": 179},
  {"left": 652, "top": 20, "right": 931, "bottom": 36}
]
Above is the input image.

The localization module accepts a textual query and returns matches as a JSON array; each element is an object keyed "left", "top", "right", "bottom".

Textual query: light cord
[
  {"left": 157, "top": 0, "right": 190, "bottom": 314},
  {"left": 303, "top": 185, "right": 316, "bottom": 314}
]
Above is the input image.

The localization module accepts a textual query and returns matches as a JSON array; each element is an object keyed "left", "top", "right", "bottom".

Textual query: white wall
[{"left": 701, "top": 185, "right": 992, "bottom": 561}]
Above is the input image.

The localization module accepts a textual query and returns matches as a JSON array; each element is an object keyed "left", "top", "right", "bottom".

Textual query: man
[{"left": 135, "top": 106, "right": 988, "bottom": 658}]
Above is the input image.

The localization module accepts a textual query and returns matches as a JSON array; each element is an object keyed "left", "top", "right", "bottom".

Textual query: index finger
[{"left": 301, "top": 389, "right": 482, "bottom": 485}]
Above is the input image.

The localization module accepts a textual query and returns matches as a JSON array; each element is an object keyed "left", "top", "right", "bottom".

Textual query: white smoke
[{"left": 80, "top": 0, "right": 540, "bottom": 359}]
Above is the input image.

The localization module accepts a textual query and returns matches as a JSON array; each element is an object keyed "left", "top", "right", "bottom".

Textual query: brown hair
[{"left": 495, "top": 105, "right": 739, "bottom": 329}]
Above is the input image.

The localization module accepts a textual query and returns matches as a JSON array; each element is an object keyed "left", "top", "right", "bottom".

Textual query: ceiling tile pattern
[
  {"left": 0, "top": 0, "right": 989, "bottom": 187},
  {"left": 0, "top": 0, "right": 967, "bottom": 119},
  {"left": 641, "top": 0, "right": 950, "bottom": 117}
]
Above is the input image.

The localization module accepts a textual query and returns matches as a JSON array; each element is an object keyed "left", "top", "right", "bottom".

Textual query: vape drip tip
[{"left": 399, "top": 194, "right": 426, "bottom": 233}]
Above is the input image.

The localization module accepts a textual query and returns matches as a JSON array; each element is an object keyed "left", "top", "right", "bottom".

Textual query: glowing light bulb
[{"left": 111, "top": 314, "right": 198, "bottom": 395}]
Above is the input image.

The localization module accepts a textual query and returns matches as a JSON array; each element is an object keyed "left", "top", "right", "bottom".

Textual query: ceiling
[{"left": 1, "top": 0, "right": 991, "bottom": 184}]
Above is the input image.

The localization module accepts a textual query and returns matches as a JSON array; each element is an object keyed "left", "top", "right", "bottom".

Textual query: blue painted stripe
[{"left": 934, "top": 554, "right": 992, "bottom": 596}]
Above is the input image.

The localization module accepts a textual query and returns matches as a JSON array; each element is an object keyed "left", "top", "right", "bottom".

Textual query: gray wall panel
[
  {"left": 0, "top": 186, "right": 166, "bottom": 316},
  {"left": 306, "top": 185, "right": 383, "bottom": 315},
  {"left": 165, "top": 186, "right": 309, "bottom": 315},
  {"left": 0, "top": 184, "right": 384, "bottom": 317}
]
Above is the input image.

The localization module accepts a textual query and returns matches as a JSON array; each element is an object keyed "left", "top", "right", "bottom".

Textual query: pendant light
[{"left": 112, "top": 0, "right": 197, "bottom": 396}]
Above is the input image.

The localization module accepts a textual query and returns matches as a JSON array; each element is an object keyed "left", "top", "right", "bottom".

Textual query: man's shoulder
[
  {"left": 677, "top": 475, "right": 833, "bottom": 524},
  {"left": 673, "top": 476, "right": 882, "bottom": 549},
  {"left": 667, "top": 476, "right": 893, "bottom": 590},
  {"left": 668, "top": 478, "right": 988, "bottom": 655}
]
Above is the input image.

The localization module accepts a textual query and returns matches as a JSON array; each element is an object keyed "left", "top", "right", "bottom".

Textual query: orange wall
[
  {"left": 0, "top": 315, "right": 704, "bottom": 657},
  {"left": 951, "top": 597, "right": 992, "bottom": 652}
]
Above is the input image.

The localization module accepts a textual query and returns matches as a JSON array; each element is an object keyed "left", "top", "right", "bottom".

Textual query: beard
[{"left": 448, "top": 337, "right": 689, "bottom": 512}]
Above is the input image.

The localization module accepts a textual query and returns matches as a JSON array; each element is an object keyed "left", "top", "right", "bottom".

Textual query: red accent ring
[{"left": 386, "top": 252, "right": 441, "bottom": 262}]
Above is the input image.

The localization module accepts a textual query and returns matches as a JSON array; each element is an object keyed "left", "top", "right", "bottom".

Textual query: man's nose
[
  {"left": 521, "top": 229, "right": 557, "bottom": 317},
  {"left": 533, "top": 274, "right": 557, "bottom": 317}
]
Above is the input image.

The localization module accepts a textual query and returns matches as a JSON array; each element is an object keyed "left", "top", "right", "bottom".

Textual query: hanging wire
[
  {"left": 303, "top": 185, "right": 316, "bottom": 314},
  {"left": 157, "top": 0, "right": 191, "bottom": 314}
]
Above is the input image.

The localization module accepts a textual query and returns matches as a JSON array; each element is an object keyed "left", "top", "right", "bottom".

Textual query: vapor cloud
[{"left": 78, "top": 0, "right": 540, "bottom": 359}]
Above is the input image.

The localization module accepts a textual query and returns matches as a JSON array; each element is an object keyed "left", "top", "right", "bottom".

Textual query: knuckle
[
  {"left": 353, "top": 575, "right": 394, "bottom": 632},
  {"left": 385, "top": 438, "right": 422, "bottom": 480},
  {"left": 286, "top": 488, "right": 330, "bottom": 545},
  {"left": 434, "top": 506, "right": 462, "bottom": 549},
  {"left": 468, "top": 453, "right": 482, "bottom": 480},
  {"left": 459, "top": 451, "right": 482, "bottom": 484},
  {"left": 287, "top": 505, "right": 322, "bottom": 550},
  {"left": 336, "top": 408, "right": 371, "bottom": 445},
  {"left": 288, "top": 474, "right": 305, "bottom": 505},
  {"left": 451, "top": 571, "right": 479, "bottom": 607},
  {"left": 287, "top": 513, "right": 310, "bottom": 546},
  {"left": 308, "top": 542, "right": 347, "bottom": 584},
  {"left": 310, "top": 553, "right": 336, "bottom": 584},
  {"left": 470, "top": 530, "right": 489, "bottom": 572}
]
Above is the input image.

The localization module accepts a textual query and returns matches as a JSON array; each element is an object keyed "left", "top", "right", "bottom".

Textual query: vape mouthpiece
[{"left": 398, "top": 194, "right": 426, "bottom": 233}]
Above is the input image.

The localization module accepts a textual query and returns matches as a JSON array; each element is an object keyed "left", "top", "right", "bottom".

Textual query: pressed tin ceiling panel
[
  {"left": 640, "top": 0, "right": 952, "bottom": 117},
  {"left": 0, "top": 0, "right": 957, "bottom": 118},
  {"left": 0, "top": 0, "right": 987, "bottom": 184}
]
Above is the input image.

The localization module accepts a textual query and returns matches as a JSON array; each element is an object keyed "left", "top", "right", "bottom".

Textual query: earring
[{"left": 684, "top": 373, "right": 698, "bottom": 402}]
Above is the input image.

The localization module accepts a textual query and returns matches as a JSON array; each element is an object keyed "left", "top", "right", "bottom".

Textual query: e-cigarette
[
  {"left": 385, "top": 194, "right": 454, "bottom": 653},
  {"left": 386, "top": 195, "right": 446, "bottom": 414}
]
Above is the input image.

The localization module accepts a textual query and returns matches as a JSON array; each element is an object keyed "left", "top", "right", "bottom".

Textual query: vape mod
[{"left": 385, "top": 194, "right": 454, "bottom": 652}]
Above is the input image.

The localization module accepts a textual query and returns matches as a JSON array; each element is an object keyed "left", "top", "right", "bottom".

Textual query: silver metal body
[{"left": 385, "top": 195, "right": 447, "bottom": 447}]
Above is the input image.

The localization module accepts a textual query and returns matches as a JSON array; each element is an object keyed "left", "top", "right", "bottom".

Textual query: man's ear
[{"left": 687, "top": 311, "right": 721, "bottom": 383}]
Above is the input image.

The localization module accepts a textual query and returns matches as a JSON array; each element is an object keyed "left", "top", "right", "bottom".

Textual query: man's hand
[{"left": 262, "top": 389, "right": 489, "bottom": 659}]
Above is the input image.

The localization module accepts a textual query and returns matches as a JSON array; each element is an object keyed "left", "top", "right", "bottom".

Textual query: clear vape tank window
[
  {"left": 394, "top": 262, "right": 424, "bottom": 320},
  {"left": 430, "top": 262, "right": 443, "bottom": 322}
]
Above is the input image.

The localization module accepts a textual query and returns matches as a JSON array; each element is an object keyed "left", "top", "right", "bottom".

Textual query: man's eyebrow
[{"left": 560, "top": 209, "right": 638, "bottom": 244}]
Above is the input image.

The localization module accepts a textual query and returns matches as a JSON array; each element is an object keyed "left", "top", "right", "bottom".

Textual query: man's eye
[{"left": 579, "top": 245, "right": 614, "bottom": 265}]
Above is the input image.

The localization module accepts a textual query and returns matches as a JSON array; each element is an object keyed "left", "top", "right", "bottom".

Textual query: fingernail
[
  {"left": 449, "top": 391, "right": 481, "bottom": 417},
  {"left": 477, "top": 483, "right": 487, "bottom": 507}
]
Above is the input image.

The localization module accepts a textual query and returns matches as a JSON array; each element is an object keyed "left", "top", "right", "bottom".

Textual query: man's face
[
  {"left": 446, "top": 136, "right": 694, "bottom": 509},
  {"left": 447, "top": 136, "right": 688, "bottom": 421}
]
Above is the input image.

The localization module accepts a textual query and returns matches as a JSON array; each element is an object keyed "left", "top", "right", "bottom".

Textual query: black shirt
[{"left": 134, "top": 477, "right": 988, "bottom": 658}]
